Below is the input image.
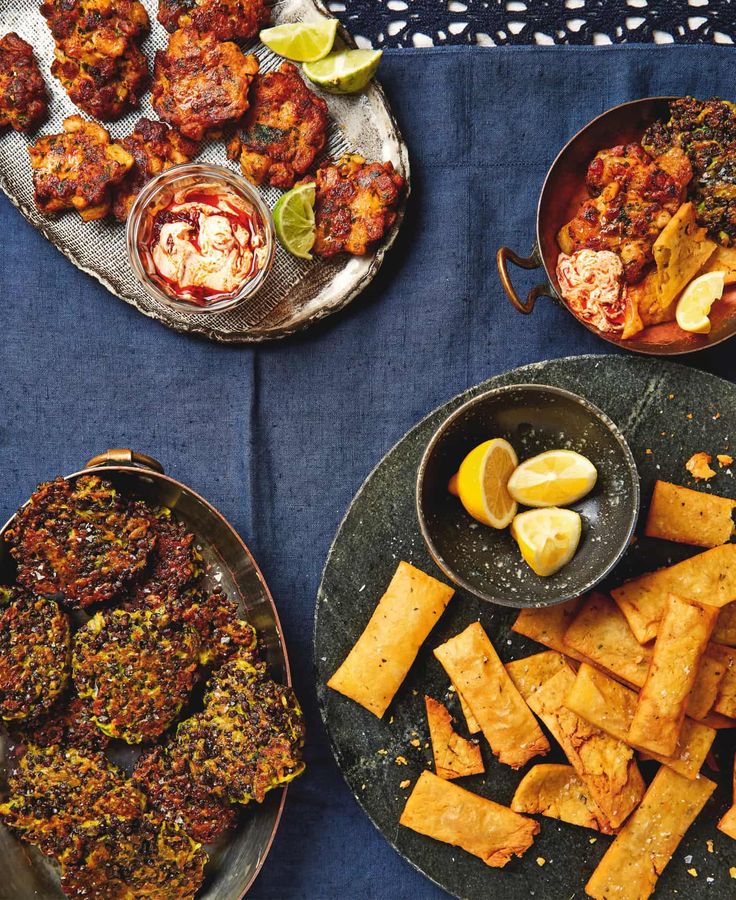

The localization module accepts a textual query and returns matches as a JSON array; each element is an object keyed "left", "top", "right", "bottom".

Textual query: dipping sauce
[{"left": 138, "top": 179, "right": 271, "bottom": 307}]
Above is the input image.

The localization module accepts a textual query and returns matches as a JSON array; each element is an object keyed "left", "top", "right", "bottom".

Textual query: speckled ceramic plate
[
  {"left": 0, "top": 0, "right": 409, "bottom": 343},
  {"left": 315, "top": 355, "right": 736, "bottom": 900}
]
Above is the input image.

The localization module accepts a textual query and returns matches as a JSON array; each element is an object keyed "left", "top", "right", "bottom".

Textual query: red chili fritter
[
  {"left": 152, "top": 27, "right": 259, "bottom": 142},
  {"left": 0, "top": 591, "right": 70, "bottom": 721},
  {"left": 302, "top": 153, "right": 406, "bottom": 257},
  {"left": 72, "top": 607, "right": 200, "bottom": 743},
  {"left": 227, "top": 62, "right": 329, "bottom": 190},
  {"left": 0, "top": 745, "right": 145, "bottom": 863},
  {"left": 133, "top": 744, "right": 236, "bottom": 843},
  {"left": 113, "top": 118, "right": 198, "bottom": 221},
  {"left": 6, "top": 474, "right": 153, "bottom": 605},
  {"left": 158, "top": 0, "right": 270, "bottom": 40},
  {"left": 28, "top": 117, "right": 135, "bottom": 221},
  {"left": 60, "top": 813, "right": 207, "bottom": 899},
  {"left": 175, "top": 656, "right": 305, "bottom": 805},
  {"left": 0, "top": 33, "right": 48, "bottom": 132},
  {"left": 9, "top": 693, "right": 109, "bottom": 754}
]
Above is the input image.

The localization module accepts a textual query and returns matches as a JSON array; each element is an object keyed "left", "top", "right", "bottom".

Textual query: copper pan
[
  {"left": 0, "top": 449, "right": 291, "bottom": 900},
  {"left": 497, "top": 96, "right": 736, "bottom": 355}
]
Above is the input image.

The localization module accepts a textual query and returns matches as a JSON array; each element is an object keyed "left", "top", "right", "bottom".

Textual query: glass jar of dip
[{"left": 127, "top": 163, "right": 275, "bottom": 314}]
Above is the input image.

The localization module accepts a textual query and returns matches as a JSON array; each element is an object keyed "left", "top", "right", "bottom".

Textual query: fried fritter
[
  {"left": 113, "top": 118, "right": 198, "bottom": 221},
  {"left": 152, "top": 27, "right": 259, "bottom": 142},
  {"left": 0, "top": 745, "right": 145, "bottom": 863},
  {"left": 40, "top": 0, "right": 149, "bottom": 66},
  {"left": 193, "top": 590, "right": 259, "bottom": 666},
  {"left": 6, "top": 474, "right": 153, "bottom": 604},
  {"left": 0, "top": 33, "right": 48, "bottom": 132},
  {"left": 301, "top": 153, "right": 406, "bottom": 257},
  {"left": 8, "top": 693, "right": 109, "bottom": 754},
  {"left": 72, "top": 607, "right": 200, "bottom": 743},
  {"left": 60, "top": 813, "right": 207, "bottom": 899},
  {"left": 158, "top": 0, "right": 270, "bottom": 40},
  {"left": 133, "top": 744, "right": 236, "bottom": 843},
  {"left": 51, "top": 42, "right": 148, "bottom": 121},
  {"left": 227, "top": 62, "right": 328, "bottom": 189},
  {"left": 175, "top": 656, "right": 305, "bottom": 804},
  {"left": 0, "top": 591, "right": 70, "bottom": 721}
]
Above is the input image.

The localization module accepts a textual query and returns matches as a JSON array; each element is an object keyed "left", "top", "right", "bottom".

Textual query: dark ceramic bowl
[{"left": 416, "top": 385, "right": 640, "bottom": 607}]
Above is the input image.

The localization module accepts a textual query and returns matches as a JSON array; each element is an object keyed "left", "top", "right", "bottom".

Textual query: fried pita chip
[
  {"left": 433, "top": 622, "right": 549, "bottom": 769},
  {"left": 652, "top": 202, "right": 716, "bottom": 311},
  {"left": 712, "top": 645, "right": 736, "bottom": 718},
  {"left": 511, "top": 764, "right": 615, "bottom": 834},
  {"left": 628, "top": 594, "right": 718, "bottom": 757},
  {"left": 424, "top": 696, "right": 484, "bottom": 780},
  {"left": 627, "top": 269, "right": 665, "bottom": 328},
  {"left": 698, "top": 243, "right": 736, "bottom": 284},
  {"left": 566, "top": 664, "right": 716, "bottom": 780},
  {"left": 585, "top": 766, "right": 716, "bottom": 900},
  {"left": 715, "top": 604, "right": 736, "bottom": 646},
  {"left": 717, "top": 764, "right": 736, "bottom": 840},
  {"left": 450, "top": 679, "right": 480, "bottom": 734},
  {"left": 505, "top": 650, "right": 568, "bottom": 700},
  {"left": 611, "top": 544, "right": 736, "bottom": 644},
  {"left": 564, "top": 593, "right": 726, "bottom": 720},
  {"left": 644, "top": 480, "right": 736, "bottom": 547},
  {"left": 327, "top": 561, "right": 454, "bottom": 717},
  {"left": 511, "top": 598, "right": 585, "bottom": 659},
  {"left": 527, "top": 665, "right": 645, "bottom": 829},
  {"left": 399, "top": 770, "right": 539, "bottom": 867}
]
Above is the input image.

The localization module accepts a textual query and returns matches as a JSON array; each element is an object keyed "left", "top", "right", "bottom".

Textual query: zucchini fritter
[
  {"left": 72, "top": 607, "right": 200, "bottom": 743},
  {"left": 112, "top": 117, "right": 198, "bottom": 221},
  {"left": 0, "top": 32, "right": 48, "bottom": 133},
  {"left": 152, "top": 27, "right": 259, "bottom": 142},
  {"left": 133, "top": 744, "right": 236, "bottom": 843},
  {"left": 60, "top": 813, "right": 207, "bottom": 899},
  {"left": 227, "top": 62, "right": 329, "bottom": 190},
  {"left": 0, "top": 745, "right": 145, "bottom": 863},
  {"left": 6, "top": 474, "right": 153, "bottom": 605},
  {"left": 9, "top": 693, "right": 109, "bottom": 754},
  {"left": 175, "top": 656, "right": 305, "bottom": 804},
  {"left": 301, "top": 153, "right": 406, "bottom": 257},
  {"left": 158, "top": 0, "right": 270, "bottom": 40},
  {"left": 0, "top": 591, "right": 70, "bottom": 721}
]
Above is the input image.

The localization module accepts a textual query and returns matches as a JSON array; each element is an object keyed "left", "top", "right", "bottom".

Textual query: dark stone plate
[{"left": 315, "top": 354, "right": 736, "bottom": 900}]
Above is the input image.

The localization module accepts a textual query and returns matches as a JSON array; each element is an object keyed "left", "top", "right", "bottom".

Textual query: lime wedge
[
  {"left": 260, "top": 20, "right": 338, "bottom": 62},
  {"left": 303, "top": 49, "right": 382, "bottom": 94},
  {"left": 273, "top": 184, "right": 316, "bottom": 260}
]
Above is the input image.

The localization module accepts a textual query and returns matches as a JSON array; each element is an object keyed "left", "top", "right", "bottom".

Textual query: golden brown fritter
[
  {"left": 152, "top": 27, "right": 259, "bottom": 142},
  {"left": 8, "top": 693, "right": 109, "bottom": 754},
  {"left": 227, "top": 62, "right": 328, "bottom": 189},
  {"left": 60, "top": 813, "right": 207, "bottom": 899},
  {"left": 72, "top": 607, "right": 200, "bottom": 743},
  {"left": 0, "top": 591, "right": 70, "bottom": 721},
  {"left": 158, "top": 0, "right": 270, "bottom": 40},
  {"left": 175, "top": 656, "right": 305, "bottom": 805},
  {"left": 40, "top": 0, "right": 150, "bottom": 66},
  {"left": 112, "top": 118, "right": 198, "bottom": 221},
  {"left": 302, "top": 153, "right": 406, "bottom": 257},
  {"left": 133, "top": 744, "right": 237, "bottom": 843},
  {"left": 5, "top": 474, "right": 153, "bottom": 603},
  {"left": 0, "top": 33, "right": 48, "bottom": 132},
  {"left": 0, "top": 745, "right": 145, "bottom": 864},
  {"left": 51, "top": 41, "right": 148, "bottom": 121}
]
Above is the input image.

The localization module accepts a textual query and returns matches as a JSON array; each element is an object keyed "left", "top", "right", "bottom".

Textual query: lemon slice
[
  {"left": 449, "top": 438, "right": 518, "bottom": 529},
  {"left": 676, "top": 271, "right": 725, "bottom": 334},
  {"left": 303, "top": 49, "right": 382, "bottom": 94},
  {"left": 507, "top": 449, "right": 597, "bottom": 508},
  {"left": 511, "top": 508, "right": 582, "bottom": 577},
  {"left": 259, "top": 20, "right": 338, "bottom": 62},
  {"left": 273, "top": 183, "right": 315, "bottom": 259}
]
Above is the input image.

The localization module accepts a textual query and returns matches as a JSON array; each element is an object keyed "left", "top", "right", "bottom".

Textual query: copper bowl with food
[
  {"left": 0, "top": 449, "right": 302, "bottom": 900},
  {"left": 497, "top": 96, "right": 736, "bottom": 355}
]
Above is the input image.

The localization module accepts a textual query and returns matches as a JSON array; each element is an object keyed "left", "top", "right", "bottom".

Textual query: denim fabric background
[{"left": 1, "top": 45, "right": 736, "bottom": 899}]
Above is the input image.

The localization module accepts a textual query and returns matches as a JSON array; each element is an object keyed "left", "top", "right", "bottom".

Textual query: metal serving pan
[
  {"left": 0, "top": 449, "right": 292, "bottom": 900},
  {"left": 497, "top": 96, "right": 736, "bottom": 355}
]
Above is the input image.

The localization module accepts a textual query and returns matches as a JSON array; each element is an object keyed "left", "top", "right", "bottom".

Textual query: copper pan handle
[
  {"left": 496, "top": 245, "right": 555, "bottom": 314},
  {"left": 85, "top": 449, "right": 165, "bottom": 474}
]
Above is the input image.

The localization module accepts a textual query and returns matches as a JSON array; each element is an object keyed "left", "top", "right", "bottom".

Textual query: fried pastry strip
[
  {"left": 424, "top": 696, "right": 484, "bottom": 780},
  {"left": 511, "top": 764, "right": 615, "bottom": 834},
  {"left": 511, "top": 598, "right": 586, "bottom": 660},
  {"left": 644, "top": 480, "right": 736, "bottom": 547},
  {"left": 717, "top": 762, "right": 736, "bottom": 840}
]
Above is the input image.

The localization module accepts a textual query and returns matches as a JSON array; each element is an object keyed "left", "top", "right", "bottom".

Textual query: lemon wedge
[
  {"left": 676, "top": 271, "right": 725, "bottom": 334},
  {"left": 260, "top": 20, "right": 338, "bottom": 62},
  {"left": 449, "top": 438, "right": 518, "bottom": 529},
  {"left": 511, "top": 508, "right": 582, "bottom": 577},
  {"left": 507, "top": 449, "right": 597, "bottom": 508}
]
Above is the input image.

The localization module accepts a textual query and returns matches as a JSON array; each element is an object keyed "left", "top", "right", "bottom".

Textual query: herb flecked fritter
[
  {"left": 8, "top": 693, "right": 109, "bottom": 754},
  {"left": 157, "top": 0, "right": 270, "bottom": 40},
  {"left": 0, "top": 32, "right": 48, "bottom": 132}
]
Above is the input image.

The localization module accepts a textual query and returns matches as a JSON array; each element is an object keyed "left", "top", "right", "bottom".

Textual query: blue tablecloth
[{"left": 3, "top": 45, "right": 736, "bottom": 899}]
